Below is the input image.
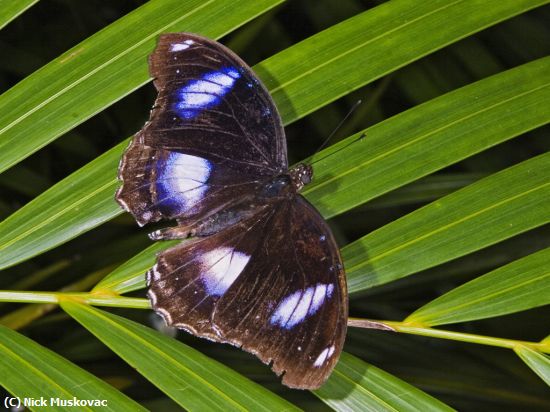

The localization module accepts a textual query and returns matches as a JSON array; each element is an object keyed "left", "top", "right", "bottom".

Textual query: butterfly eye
[{"left": 300, "top": 171, "right": 312, "bottom": 185}]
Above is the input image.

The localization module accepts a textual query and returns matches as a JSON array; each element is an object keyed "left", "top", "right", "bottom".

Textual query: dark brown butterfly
[{"left": 115, "top": 33, "right": 348, "bottom": 389}]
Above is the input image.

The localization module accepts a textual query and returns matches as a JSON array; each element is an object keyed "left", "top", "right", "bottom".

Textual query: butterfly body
[{"left": 116, "top": 33, "right": 347, "bottom": 389}]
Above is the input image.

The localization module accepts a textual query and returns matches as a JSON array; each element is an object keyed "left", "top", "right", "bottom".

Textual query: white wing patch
[
  {"left": 174, "top": 67, "right": 241, "bottom": 119},
  {"left": 313, "top": 345, "right": 336, "bottom": 367},
  {"left": 270, "top": 283, "right": 334, "bottom": 329},
  {"left": 170, "top": 39, "right": 195, "bottom": 52},
  {"left": 200, "top": 247, "right": 251, "bottom": 296},
  {"left": 157, "top": 152, "right": 212, "bottom": 212}
]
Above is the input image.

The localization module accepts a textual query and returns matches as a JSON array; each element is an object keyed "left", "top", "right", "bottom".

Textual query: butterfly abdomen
[
  {"left": 193, "top": 203, "right": 265, "bottom": 236},
  {"left": 196, "top": 166, "right": 313, "bottom": 236}
]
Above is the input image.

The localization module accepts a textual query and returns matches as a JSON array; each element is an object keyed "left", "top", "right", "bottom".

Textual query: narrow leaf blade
[
  {"left": 0, "top": 325, "right": 145, "bottom": 411},
  {"left": 315, "top": 352, "right": 455, "bottom": 411},
  {"left": 346, "top": 152, "right": 550, "bottom": 293},
  {"left": 514, "top": 346, "right": 550, "bottom": 386},
  {"left": 61, "top": 302, "right": 299, "bottom": 412},
  {"left": 406, "top": 248, "right": 550, "bottom": 326},
  {"left": 0, "top": 0, "right": 39, "bottom": 30}
]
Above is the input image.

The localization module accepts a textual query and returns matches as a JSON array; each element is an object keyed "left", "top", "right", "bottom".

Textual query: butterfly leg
[
  {"left": 149, "top": 225, "right": 195, "bottom": 240},
  {"left": 149, "top": 199, "right": 265, "bottom": 241}
]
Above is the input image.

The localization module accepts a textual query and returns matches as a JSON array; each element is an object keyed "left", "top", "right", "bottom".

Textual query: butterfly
[{"left": 115, "top": 33, "right": 348, "bottom": 389}]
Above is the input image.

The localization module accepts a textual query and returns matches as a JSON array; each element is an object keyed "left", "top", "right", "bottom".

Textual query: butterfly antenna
[
  {"left": 309, "top": 100, "right": 365, "bottom": 166},
  {"left": 314, "top": 99, "right": 362, "bottom": 154}
]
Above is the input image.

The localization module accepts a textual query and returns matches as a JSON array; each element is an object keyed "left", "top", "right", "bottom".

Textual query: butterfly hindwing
[
  {"left": 146, "top": 206, "right": 274, "bottom": 339},
  {"left": 148, "top": 196, "right": 347, "bottom": 389},
  {"left": 116, "top": 33, "right": 287, "bottom": 225}
]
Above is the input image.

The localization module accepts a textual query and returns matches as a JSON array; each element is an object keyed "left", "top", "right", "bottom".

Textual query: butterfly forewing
[
  {"left": 117, "top": 139, "right": 265, "bottom": 226},
  {"left": 147, "top": 33, "right": 287, "bottom": 168},
  {"left": 116, "top": 33, "right": 287, "bottom": 225}
]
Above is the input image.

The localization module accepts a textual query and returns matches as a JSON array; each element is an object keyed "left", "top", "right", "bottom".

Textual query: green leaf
[
  {"left": 362, "top": 173, "right": 484, "bottom": 209},
  {"left": 514, "top": 346, "right": 550, "bottom": 386},
  {"left": 258, "top": 0, "right": 548, "bottom": 124},
  {"left": 0, "top": 0, "right": 39, "bottom": 30},
  {"left": 405, "top": 248, "right": 550, "bottom": 326},
  {"left": 0, "top": 324, "right": 145, "bottom": 411},
  {"left": 0, "top": 0, "right": 283, "bottom": 173},
  {"left": 305, "top": 56, "right": 550, "bottom": 218},
  {"left": 315, "top": 352, "right": 455, "bottom": 411},
  {"left": 61, "top": 302, "right": 299, "bottom": 412},
  {"left": 345, "top": 152, "right": 550, "bottom": 293},
  {"left": 93, "top": 241, "right": 178, "bottom": 294},
  {"left": 0, "top": 140, "right": 126, "bottom": 270}
]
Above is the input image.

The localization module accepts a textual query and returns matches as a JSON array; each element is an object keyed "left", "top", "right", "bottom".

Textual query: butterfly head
[{"left": 289, "top": 163, "right": 313, "bottom": 192}]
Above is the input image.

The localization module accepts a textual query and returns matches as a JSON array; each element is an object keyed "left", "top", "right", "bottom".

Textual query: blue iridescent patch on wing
[
  {"left": 156, "top": 152, "right": 212, "bottom": 214},
  {"left": 270, "top": 283, "right": 335, "bottom": 329},
  {"left": 173, "top": 67, "right": 241, "bottom": 119}
]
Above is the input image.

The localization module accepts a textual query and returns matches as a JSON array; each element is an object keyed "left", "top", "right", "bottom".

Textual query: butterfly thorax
[{"left": 260, "top": 164, "right": 313, "bottom": 199}]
